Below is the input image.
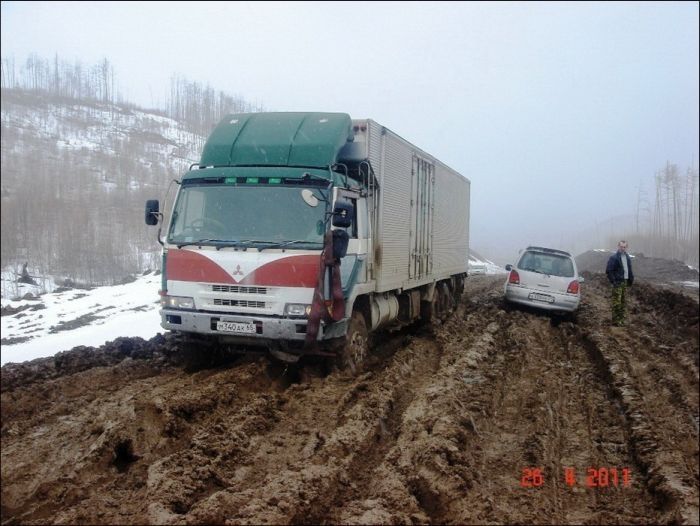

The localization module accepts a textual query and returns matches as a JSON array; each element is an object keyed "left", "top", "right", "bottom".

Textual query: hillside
[{"left": 0, "top": 88, "right": 203, "bottom": 284}]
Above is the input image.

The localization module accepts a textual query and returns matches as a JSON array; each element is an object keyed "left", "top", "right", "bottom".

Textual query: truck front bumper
[{"left": 160, "top": 309, "right": 348, "bottom": 343}]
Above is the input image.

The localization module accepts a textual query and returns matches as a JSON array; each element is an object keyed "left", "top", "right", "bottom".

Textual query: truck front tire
[
  {"left": 335, "top": 310, "right": 368, "bottom": 374},
  {"left": 175, "top": 333, "right": 225, "bottom": 370}
]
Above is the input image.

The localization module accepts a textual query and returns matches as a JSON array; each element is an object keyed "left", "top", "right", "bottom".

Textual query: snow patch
[
  {"left": 1, "top": 273, "right": 162, "bottom": 365},
  {"left": 469, "top": 253, "right": 507, "bottom": 275}
]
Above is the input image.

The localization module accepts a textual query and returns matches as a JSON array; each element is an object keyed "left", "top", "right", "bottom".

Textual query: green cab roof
[{"left": 199, "top": 112, "right": 354, "bottom": 168}]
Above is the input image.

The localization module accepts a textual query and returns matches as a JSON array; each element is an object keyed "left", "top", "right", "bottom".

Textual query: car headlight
[
  {"left": 161, "top": 295, "right": 196, "bottom": 310},
  {"left": 284, "top": 303, "right": 311, "bottom": 317}
]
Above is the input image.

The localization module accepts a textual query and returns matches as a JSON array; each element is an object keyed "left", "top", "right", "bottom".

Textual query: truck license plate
[
  {"left": 216, "top": 321, "right": 256, "bottom": 334},
  {"left": 528, "top": 292, "right": 555, "bottom": 304}
]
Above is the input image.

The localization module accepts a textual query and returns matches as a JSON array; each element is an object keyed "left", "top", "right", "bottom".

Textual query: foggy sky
[{"left": 2, "top": 1, "right": 698, "bottom": 262}]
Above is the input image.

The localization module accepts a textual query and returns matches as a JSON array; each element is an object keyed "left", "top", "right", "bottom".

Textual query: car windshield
[
  {"left": 517, "top": 252, "right": 574, "bottom": 277},
  {"left": 167, "top": 184, "right": 327, "bottom": 246}
]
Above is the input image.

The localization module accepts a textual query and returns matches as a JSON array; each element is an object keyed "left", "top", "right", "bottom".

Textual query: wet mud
[{"left": 1, "top": 274, "right": 698, "bottom": 524}]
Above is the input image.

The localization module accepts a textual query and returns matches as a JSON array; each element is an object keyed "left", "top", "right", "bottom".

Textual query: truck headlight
[
  {"left": 161, "top": 295, "right": 196, "bottom": 310},
  {"left": 284, "top": 303, "right": 311, "bottom": 317}
]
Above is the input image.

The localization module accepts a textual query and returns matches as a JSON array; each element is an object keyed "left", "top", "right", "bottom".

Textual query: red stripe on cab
[
  {"left": 166, "top": 250, "right": 320, "bottom": 287},
  {"left": 241, "top": 255, "right": 319, "bottom": 287},
  {"left": 166, "top": 250, "right": 236, "bottom": 284}
]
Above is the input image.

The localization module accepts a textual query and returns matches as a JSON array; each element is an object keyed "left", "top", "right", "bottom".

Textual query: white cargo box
[{"left": 352, "top": 120, "right": 470, "bottom": 292}]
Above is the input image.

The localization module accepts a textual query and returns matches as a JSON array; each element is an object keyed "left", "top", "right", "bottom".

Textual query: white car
[{"left": 504, "top": 246, "right": 583, "bottom": 314}]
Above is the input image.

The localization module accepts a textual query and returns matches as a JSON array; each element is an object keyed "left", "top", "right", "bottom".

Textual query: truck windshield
[{"left": 167, "top": 185, "right": 327, "bottom": 247}]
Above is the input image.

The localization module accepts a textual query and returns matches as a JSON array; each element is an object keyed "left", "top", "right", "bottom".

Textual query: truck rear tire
[
  {"left": 335, "top": 311, "right": 368, "bottom": 374},
  {"left": 421, "top": 288, "right": 440, "bottom": 325},
  {"left": 439, "top": 282, "right": 453, "bottom": 320}
]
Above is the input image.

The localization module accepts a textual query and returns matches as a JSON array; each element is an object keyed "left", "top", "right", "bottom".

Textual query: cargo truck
[{"left": 145, "top": 112, "right": 470, "bottom": 370}]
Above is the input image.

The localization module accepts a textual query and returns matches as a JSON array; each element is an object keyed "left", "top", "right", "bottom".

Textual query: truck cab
[{"left": 146, "top": 113, "right": 371, "bottom": 362}]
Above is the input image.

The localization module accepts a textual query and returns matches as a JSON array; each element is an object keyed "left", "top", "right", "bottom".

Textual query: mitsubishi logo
[{"left": 232, "top": 265, "right": 244, "bottom": 276}]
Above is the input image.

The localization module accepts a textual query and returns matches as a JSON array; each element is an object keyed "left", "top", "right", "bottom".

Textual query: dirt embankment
[
  {"left": 576, "top": 250, "right": 699, "bottom": 285},
  {"left": 1, "top": 274, "right": 698, "bottom": 525}
]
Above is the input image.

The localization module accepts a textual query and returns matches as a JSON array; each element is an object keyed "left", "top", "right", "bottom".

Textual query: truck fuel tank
[{"left": 370, "top": 293, "right": 399, "bottom": 330}]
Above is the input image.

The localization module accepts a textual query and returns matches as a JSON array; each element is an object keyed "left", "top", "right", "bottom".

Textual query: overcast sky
[{"left": 2, "top": 1, "right": 698, "bottom": 261}]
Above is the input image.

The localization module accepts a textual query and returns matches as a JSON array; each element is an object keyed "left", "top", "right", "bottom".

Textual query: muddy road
[{"left": 1, "top": 274, "right": 698, "bottom": 525}]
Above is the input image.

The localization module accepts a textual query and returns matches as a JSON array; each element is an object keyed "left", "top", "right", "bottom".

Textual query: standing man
[{"left": 606, "top": 240, "right": 634, "bottom": 326}]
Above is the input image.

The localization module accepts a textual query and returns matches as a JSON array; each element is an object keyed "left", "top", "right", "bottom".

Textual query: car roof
[{"left": 523, "top": 246, "right": 573, "bottom": 257}]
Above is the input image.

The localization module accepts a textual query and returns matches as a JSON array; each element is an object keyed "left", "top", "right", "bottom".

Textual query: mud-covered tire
[
  {"left": 421, "top": 288, "right": 441, "bottom": 326},
  {"left": 501, "top": 298, "right": 514, "bottom": 312},
  {"left": 439, "top": 282, "right": 453, "bottom": 320},
  {"left": 176, "top": 333, "right": 227, "bottom": 371},
  {"left": 335, "top": 311, "right": 369, "bottom": 375},
  {"left": 452, "top": 280, "right": 464, "bottom": 305}
]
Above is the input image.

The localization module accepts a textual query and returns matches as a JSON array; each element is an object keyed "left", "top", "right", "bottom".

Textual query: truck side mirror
[
  {"left": 145, "top": 200, "right": 160, "bottom": 225},
  {"left": 332, "top": 202, "right": 353, "bottom": 228}
]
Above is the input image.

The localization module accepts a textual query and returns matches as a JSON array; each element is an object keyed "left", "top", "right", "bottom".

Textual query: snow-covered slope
[
  {"left": 2, "top": 90, "right": 203, "bottom": 180},
  {"left": 469, "top": 250, "right": 507, "bottom": 275},
  {"left": 1, "top": 273, "right": 162, "bottom": 365}
]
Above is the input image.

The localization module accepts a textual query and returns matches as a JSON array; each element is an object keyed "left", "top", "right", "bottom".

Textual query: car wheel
[{"left": 501, "top": 297, "right": 514, "bottom": 312}]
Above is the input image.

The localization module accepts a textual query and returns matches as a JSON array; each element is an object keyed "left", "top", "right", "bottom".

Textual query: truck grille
[
  {"left": 212, "top": 285, "right": 268, "bottom": 294},
  {"left": 213, "top": 299, "right": 266, "bottom": 308}
]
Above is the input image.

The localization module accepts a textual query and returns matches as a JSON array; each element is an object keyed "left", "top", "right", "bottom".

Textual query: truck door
[
  {"left": 408, "top": 155, "right": 434, "bottom": 279},
  {"left": 334, "top": 190, "right": 368, "bottom": 292}
]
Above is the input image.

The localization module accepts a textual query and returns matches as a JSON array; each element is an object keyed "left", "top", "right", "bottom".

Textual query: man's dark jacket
[{"left": 606, "top": 251, "right": 634, "bottom": 286}]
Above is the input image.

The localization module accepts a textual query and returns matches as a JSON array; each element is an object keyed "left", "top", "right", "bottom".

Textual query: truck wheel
[
  {"left": 336, "top": 311, "right": 368, "bottom": 374},
  {"left": 421, "top": 288, "right": 441, "bottom": 325},
  {"left": 439, "top": 282, "right": 453, "bottom": 320},
  {"left": 177, "top": 333, "right": 221, "bottom": 370},
  {"left": 453, "top": 278, "right": 464, "bottom": 303}
]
